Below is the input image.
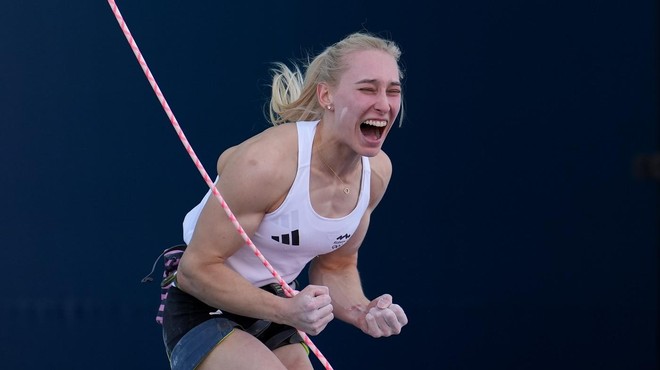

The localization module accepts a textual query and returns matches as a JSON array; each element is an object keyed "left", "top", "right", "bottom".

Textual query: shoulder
[
  {"left": 369, "top": 150, "right": 393, "bottom": 190},
  {"left": 216, "top": 123, "right": 299, "bottom": 210},
  {"left": 219, "top": 123, "right": 298, "bottom": 171},
  {"left": 367, "top": 151, "right": 393, "bottom": 208}
]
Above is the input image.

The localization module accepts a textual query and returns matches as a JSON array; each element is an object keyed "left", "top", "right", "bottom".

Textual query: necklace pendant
[{"left": 343, "top": 187, "right": 350, "bottom": 195}]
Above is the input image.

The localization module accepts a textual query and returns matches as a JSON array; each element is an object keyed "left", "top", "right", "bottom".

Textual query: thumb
[{"left": 376, "top": 294, "right": 393, "bottom": 309}]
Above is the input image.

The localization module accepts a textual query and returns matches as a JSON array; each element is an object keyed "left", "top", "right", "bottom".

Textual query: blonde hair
[{"left": 268, "top": 32, "right": 404, "bottom": 126}]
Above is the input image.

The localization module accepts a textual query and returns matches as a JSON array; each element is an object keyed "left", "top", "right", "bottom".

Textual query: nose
[{"left": 373, "top": 91, "right": 390, "bottom": 114}]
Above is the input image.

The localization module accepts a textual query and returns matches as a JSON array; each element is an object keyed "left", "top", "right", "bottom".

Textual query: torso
[{"left": 184, "top": 121, "right": 374, "bottom": 287}]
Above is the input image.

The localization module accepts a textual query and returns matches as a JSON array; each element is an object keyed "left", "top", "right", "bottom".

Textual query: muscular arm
[
  {"left": 309, "top": 152, "right": 408, "bottom": 336},
  {"left": 176, "top": 126, "right": 332, "bottom": 334},
  {"left": 308, "top": 212, "right": 372, "bottom": 326}
]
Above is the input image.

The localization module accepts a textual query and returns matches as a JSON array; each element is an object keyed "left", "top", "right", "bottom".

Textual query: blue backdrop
[{"left": 1, "top": 1, "right": 657, "bottom": 369}]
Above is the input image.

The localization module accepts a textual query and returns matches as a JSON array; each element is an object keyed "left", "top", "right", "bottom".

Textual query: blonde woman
[{"left": 163, "top": 31, "right": 409, "bottom": 370}]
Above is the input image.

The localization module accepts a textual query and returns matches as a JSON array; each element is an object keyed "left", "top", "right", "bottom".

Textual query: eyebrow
[{"left": 355, "top": 79, "right": 401, "bottom": 86}]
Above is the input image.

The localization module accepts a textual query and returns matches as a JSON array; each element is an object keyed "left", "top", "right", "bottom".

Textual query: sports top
[{"left": 182, "top": 120, "right": 371, "bottom": 287}]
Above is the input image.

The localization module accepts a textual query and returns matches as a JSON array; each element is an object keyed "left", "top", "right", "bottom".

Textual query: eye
[
  {"left": 387, "top": 89, "right": 402, "bottom": 95},
  {"left": 359, "top": 87, "right": 376, "bottom": 93}
]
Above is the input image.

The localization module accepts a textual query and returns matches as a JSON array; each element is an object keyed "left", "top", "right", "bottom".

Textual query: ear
[{"left": 317, "top": 82, "right": 333, "bottom": 109}]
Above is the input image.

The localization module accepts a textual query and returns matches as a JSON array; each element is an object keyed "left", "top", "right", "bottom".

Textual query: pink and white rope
[{"left": 106, "top": 1, "right": 332, "bottom": 368}]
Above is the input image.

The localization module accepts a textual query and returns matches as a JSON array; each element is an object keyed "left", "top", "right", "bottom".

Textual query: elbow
[
  {"left": 175, "top": 256, "right": 199, "bottom": 293},
  {"left": 175, "top": 250, "right": 223, "bottom": 294}
]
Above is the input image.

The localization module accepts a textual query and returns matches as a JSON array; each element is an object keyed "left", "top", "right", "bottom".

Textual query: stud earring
[{"left": 327, "top": 105, "right": 333, "bottom": 110}]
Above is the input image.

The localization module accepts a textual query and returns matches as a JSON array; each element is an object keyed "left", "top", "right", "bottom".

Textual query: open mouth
[{"left": 360, "top": 119, "right": 387, "bottom": 140}]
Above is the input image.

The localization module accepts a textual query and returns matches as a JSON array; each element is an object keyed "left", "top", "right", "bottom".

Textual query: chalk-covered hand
[
  {"left": 357, "top": 294, "right": 408, "bottom": 338},
  {"left": 287, "top": 285, "right": 334, "bottom": 336}
]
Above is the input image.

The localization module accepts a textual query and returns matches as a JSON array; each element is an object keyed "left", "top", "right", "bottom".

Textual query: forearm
[
  {"left": 177, "top": 256, "right": 288, "bottom": 324},
  {"left": 308, "top": 258, "right": 370, "bottom": 328}
]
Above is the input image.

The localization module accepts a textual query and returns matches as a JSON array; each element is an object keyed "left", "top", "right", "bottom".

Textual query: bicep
[
  {"left": 186, "top": 187, "right": 265, "bottom": 262},
  {"left": 185, "top": 150, "right": 288, "bottom": 263}
]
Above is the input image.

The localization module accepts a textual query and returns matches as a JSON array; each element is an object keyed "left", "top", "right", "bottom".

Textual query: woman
[{"left": 162, "top": 31, "right": 409, "bottom": 370}]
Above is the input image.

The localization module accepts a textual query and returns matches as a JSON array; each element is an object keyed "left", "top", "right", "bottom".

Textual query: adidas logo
[{"left": 271, "top": 229, "right": 300, "bottom": 246}]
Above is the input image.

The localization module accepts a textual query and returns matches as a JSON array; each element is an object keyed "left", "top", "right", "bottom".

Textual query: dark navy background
[{"left": 1, "top": 1, "right": 657, "bottom": 369}]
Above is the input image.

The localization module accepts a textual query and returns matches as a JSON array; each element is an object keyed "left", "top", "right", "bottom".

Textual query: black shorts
[{"left": 162, "top": 282, "right": 304, "bottom": 363}]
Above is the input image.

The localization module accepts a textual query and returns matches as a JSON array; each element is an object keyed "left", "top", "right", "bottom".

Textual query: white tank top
[{"left": 182, "top": 120, "right": 371, "bottom": 287}]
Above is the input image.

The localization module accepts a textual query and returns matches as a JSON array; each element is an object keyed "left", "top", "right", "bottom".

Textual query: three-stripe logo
[{"left": 271, "top": 229, "right": 300, "bottom": 246}]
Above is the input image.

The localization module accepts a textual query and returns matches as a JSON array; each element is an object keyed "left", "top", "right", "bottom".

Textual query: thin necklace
[{"left": 317, "top": 155, "right": 351, "bottom": 195}]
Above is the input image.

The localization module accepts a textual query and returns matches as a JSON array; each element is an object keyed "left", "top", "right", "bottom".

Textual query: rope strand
[{"left": 106, "top": 2, "right": 333, "bottom": 368}]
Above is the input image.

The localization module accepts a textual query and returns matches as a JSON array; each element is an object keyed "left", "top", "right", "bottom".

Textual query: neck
[
  {"left": 312, "top": 125, "right": 361, "bottom": 195},
  {"left": 313, "top": 121, "right": 361, "bottom": 176}
]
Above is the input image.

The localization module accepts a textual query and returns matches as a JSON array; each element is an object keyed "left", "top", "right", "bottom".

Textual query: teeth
[{"left": 363, "top": 119, "right": 387, "bottom": 127}]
